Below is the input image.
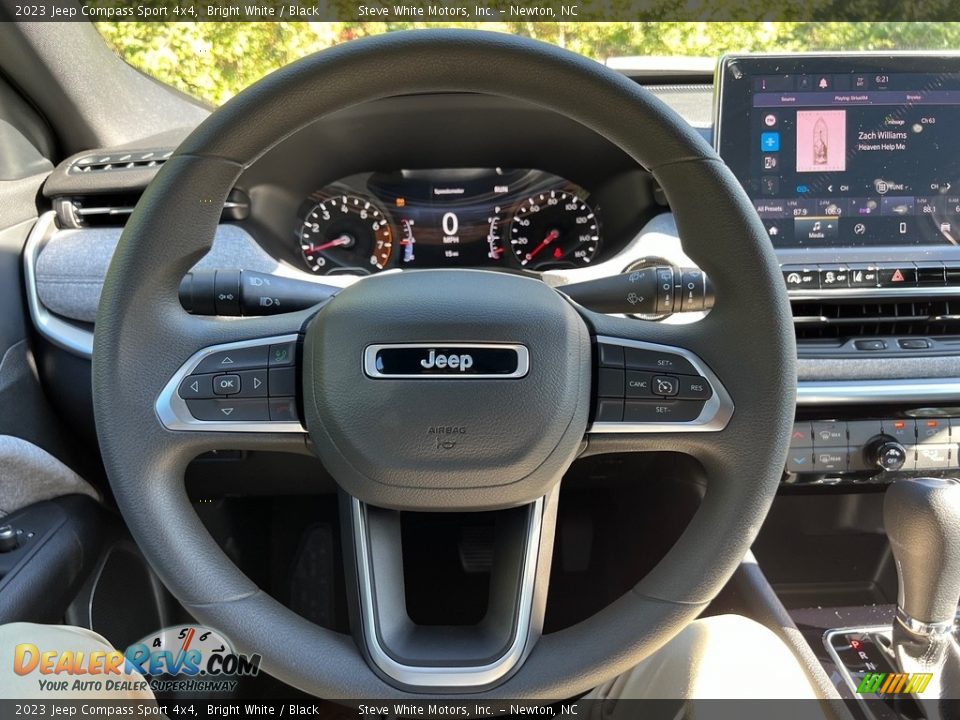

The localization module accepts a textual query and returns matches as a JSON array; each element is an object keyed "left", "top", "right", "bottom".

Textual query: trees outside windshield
[{"left": 97, "top": 22, "right": 960, "bottom": 106}]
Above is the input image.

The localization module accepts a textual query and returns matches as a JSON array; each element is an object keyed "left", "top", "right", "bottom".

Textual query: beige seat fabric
[
  {"left": 585, "top": 614, "right": 820, "bottom": 701},
  {"left": 0, "top": 622, "right": 155, "bottom": 700}
]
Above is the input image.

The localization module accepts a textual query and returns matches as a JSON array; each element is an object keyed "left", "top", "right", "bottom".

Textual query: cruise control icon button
[{"left": 653, "top": 376, "right": 679, "bottom": 397}]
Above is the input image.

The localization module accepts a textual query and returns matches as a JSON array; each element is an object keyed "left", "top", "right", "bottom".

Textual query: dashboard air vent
[
  {"left": 53, "top": 190, "right": 251, "bottom": 229},
  {"left": 793, "top": 298, "right": 960, "bottom": 341},
  {"left": 68, "top": 149, "right": 172, "bottom": 174}
]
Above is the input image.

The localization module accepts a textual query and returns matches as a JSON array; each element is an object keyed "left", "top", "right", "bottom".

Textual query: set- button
[{"left": 594, "top": 342, "right": 714, "bottom": 424}]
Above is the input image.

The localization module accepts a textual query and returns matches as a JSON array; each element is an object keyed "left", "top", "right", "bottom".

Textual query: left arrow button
[{"left": 178, "top": 374, "right": 215, "bottom": 399}]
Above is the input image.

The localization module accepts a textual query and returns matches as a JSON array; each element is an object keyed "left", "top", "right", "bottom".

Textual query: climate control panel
[{"left": 787, "top": 417, "right": 960, "bottom": 480}]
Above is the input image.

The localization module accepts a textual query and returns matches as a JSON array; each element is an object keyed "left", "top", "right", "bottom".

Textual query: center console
[
  {"left": 717, "top": 53, "right": 960, "bottom": 487},
  {"left": 717, "top": 53, "right": 960, "bottom": 710}
]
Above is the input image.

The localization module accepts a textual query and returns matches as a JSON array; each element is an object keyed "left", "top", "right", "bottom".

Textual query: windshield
[{"left": 96, "top": 22, "right": 960, "bottom": 106}]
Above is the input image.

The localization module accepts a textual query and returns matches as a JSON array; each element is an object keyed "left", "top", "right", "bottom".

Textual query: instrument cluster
[{"left": 296, "top": 168, "right": 602, "bottom": 275}]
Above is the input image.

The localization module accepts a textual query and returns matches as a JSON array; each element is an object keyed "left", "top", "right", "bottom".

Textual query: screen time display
[{"left": 717, "top": 56, "right": 960, "bottom": 248}]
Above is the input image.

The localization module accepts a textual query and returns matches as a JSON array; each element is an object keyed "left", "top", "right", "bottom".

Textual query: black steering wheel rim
[{"left": 93, "top": 29, "right": 795, "bottom": 699}]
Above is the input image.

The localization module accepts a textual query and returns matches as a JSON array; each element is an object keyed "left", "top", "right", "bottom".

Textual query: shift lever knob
[{"left": 884, "top": 478, "right": 960, "bottom": 629}]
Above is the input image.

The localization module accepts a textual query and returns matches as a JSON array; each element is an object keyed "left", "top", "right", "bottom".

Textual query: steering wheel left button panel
[{"left": 157, "top": 334, "right": 305, "bottom": 432}]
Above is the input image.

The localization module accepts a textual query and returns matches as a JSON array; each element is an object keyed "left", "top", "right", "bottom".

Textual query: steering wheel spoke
[
  {"left": 344, "top": 489, "right": 558, "bottom": 691},
  {"left": 577, "top": 311, "right": 735, "bottom": 456},
  {"left": 158, "top": 332, "right": 302, "bottom": 432},
  {"left": 149, "top": 312, "right": 315, "bottom": 458}
]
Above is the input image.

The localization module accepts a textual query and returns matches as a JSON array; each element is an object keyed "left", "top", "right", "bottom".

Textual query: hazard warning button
[{"left": 877, "top": 263, "right": 917, "bottom": 287}]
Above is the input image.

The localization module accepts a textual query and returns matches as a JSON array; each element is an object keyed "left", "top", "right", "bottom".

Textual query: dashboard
[
  {"left": 24, "top": 52, "right": 960, "bottom": 493},
  {"left": 296, "top": 168, "right": 601, "bottom": 274}
]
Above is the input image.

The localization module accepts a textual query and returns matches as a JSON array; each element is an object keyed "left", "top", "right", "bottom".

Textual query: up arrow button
[{"left": 195, "top": 345, "right": 269, "bottom": 374}]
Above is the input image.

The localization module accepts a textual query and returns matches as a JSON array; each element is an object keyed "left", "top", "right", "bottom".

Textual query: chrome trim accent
[
  {"left": 896, "top": 607, "right": 956, "bottom": 637},
  {"left": 351, "top": 496, "right": 543, "bottom": 689},
  {"left": 797, "top": 378, "right": 960, "bottom": 406},
  {"left": 587, "top": 336, "right": 734, "bottom": 434},
  {"left": 823, "top": 624, "right": 892, "bottom": 698},
  {"left": 74, "top": 200, "right": 246, "bottom": 218},
  {"left": 363, "top": 343, "right": 529, "bottom": 379},
  {"left": 789, "top": 286, "right": 960, "bottom": 301},
  {"left": 155, "top": 334, "right": 305, "bottom": 433},
  {"left": 23, "top": 212, "right": 95, "bottom": 358}
]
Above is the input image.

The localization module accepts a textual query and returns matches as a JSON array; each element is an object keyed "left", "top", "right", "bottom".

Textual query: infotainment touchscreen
[{"left": 715, "top": 55, "right": 960, "bottom": 249}]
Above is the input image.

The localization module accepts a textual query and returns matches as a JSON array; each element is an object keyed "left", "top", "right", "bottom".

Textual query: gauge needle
[
  {"left": 525, "top": 229, "right": 560, "bottom": 261},
  {"left": 306, "top": 235, "right": 352, "bottom": 253}
]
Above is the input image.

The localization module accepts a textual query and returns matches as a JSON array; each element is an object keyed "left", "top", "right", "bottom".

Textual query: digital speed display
[{"left": 369, "top": 168, "right": 512, "bottom": 267}]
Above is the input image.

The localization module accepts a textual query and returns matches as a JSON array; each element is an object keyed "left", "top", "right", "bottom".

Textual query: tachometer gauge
[
  {"left": 509, "top": 190, "right": 599, "bottom": 269},
  {"left": 299, "top": 195, "right": 393, "bottom": 273}
]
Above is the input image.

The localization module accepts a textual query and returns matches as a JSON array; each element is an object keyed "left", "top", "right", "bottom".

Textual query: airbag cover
[{"left": 302, "top": 270, "right": 590, "bottom": 510}]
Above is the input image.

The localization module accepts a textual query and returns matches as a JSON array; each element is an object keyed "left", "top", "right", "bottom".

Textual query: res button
[{"left": 676, "top": 376, "right": 712, "bottom": 400}]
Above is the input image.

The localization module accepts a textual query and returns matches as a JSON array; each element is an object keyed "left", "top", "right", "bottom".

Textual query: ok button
[{"left": 214, "top": 374, "right": 241, "bottom": 395}]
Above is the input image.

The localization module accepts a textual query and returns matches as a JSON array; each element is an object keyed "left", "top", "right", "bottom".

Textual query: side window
[{"left": 0, "top": 79, "right": 54, "bottom": 180}]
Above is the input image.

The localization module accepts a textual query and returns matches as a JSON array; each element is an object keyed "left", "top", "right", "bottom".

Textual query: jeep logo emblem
[
  {"left": 420, "top": 350, "right": 474, "bottom": 371},
  {"left": 364, "top": 344, "right": 529, "bottom": 379}
]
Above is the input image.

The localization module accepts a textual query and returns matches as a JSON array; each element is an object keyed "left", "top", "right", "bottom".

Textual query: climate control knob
[{"left": 867, "top": 436, "right": 908, "bottom": 472}]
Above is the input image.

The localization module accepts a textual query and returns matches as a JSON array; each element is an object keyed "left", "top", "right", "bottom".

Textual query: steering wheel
[{"left": 93, "top": 30, "right": 795, "bottom": 699}]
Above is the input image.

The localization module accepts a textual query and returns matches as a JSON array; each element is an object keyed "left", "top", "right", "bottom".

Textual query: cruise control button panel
[
  {"left": 158, "top": 334, "right": 304, "bottom": 431},
  {"left": 590, "top": 338, "right": 731, "bottom": 432}
]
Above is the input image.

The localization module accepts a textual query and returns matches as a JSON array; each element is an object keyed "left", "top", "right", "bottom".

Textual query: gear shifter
[
  {"left": 884, "top": 478, "right": 960, "bottom": 702},
  {"left": 885, "top": 478, "right": 960, "bottom": 633}
]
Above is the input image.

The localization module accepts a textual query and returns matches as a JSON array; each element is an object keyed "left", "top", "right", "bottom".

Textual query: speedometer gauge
[
  {"left": 509, "top": 190, "right": 599, "bottom": 269},
  {"left": 300, "top": 195, "right": 393, "bottom": 273}
]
